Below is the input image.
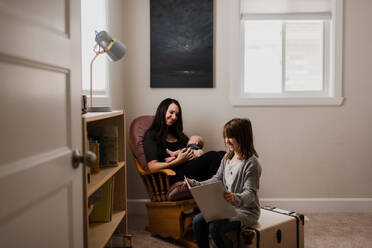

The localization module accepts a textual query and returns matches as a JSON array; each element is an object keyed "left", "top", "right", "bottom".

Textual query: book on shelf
[
  {"left": 110, "top": 176, "right": 115, "bottom": 220},
  {"left": 89, "top": 135, "right": 103, "bottom": 168},
  {"left": 88, "top": 126, "right": 119, "bottom": 167},
  {"left": 88, "top": 139, "right": 100, "bottom": 174},
  {"left": 89, "top": 177, "right": 114, "bottom": 222},
  {"left": 88, "top": 204, "right": 94, "bottom": 216}
]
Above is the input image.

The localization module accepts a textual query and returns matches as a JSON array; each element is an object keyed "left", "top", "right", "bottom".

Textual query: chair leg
[
  {"left": 145, "top": 200, "right": 197, "bottom": 240},
  {"left": 146, "top": 206, "right": 184, "bottom": 239}
]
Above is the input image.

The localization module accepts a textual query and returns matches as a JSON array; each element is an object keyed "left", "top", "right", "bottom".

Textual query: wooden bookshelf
[
  {"left": 87, "top": 162, "right": 125, "bottom": 197},
  {"left": 88, "top": 211, "right": 127, "bottom": 248},
  {"left": 82, "top": 111, "right": 127, "bottom": 248}
]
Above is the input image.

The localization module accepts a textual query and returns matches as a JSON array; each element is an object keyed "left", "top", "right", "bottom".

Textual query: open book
[{"left": 186, "top": 179, "right": 237, "bottom": 222}]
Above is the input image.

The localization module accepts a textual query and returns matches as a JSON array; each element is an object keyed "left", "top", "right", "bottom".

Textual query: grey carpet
[{"left": 127, "top": 213, "right": 372, "bottom": 248}]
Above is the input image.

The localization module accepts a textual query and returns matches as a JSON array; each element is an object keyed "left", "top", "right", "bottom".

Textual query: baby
[{"left": 165, "top": 135, "right": 205, "bottom": 162}]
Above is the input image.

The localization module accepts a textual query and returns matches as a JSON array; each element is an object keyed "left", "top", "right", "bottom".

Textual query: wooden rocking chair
[{"left": 128, "top": 115, "right": 198, "bottom": 248}]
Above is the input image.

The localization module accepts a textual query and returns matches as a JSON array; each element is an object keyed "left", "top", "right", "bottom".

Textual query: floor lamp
[{"left": 87, "top": 30, "right": 127, "bottom": 112}]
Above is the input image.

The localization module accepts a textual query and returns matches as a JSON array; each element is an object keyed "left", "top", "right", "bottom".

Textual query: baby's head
[{"left": 188, "top": 135, "right": 204, "bottom": 148}]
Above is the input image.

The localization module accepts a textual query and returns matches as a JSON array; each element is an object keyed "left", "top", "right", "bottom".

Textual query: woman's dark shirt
[{"left": 143, "top": 130, "right": 187, "bottom": 162}]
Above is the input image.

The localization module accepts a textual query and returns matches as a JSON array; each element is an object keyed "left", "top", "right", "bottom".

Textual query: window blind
[{"left": 241, "top": 0, "right": 333, "bottom": 19}]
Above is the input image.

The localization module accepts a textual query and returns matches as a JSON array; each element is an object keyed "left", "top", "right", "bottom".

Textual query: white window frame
[
  {"left": 81, "top": 0, "right": 111, "bottom": 107},
  {"left": 229, "top": 0, "right": 344, "bottom": 106}
]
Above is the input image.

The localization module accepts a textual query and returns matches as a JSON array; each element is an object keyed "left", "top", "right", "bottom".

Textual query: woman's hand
[
  {"left": 224, "top": 190, "right": 235, "bottom": 204},
  {"left": 166, "top": 148, "right": 179, "bottom": 157},
  {"left": 165, "top": 156, "right": 176, "bottom": 163},
  {"left": 176, "top": 147, "right": 194, "bottom": 163}
]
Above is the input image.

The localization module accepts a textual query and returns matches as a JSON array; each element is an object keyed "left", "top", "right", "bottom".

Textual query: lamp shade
[{"left": 95, "top": 30, "right": 127, "bottom": 61}]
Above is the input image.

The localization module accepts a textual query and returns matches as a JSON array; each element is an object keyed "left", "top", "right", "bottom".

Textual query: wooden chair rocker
[{"left": 128, "top": 115, "right": 198, "bottom": 248}]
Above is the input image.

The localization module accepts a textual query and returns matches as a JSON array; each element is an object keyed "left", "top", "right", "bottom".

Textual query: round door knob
[{"left": 72, "top": 150, "right": 96, "bottom": 168}]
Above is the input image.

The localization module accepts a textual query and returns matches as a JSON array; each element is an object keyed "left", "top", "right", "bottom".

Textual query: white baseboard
[
  {"left": 127, "top": 199, "right": 149, "bottom": 215},
  {"left": 260, "top": 198, "right": 372, "bottom": 213},
  {"left": 128, "top": 198, "right": 372, "bottom": 215}
]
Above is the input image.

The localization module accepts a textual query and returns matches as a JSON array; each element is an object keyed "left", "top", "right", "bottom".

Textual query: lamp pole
[{"left": 89, "top": 52, "right": 100, "bottom": 108}]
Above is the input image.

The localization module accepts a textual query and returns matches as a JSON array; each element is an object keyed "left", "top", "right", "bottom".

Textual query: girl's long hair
[
  {"left": 148, "top": 98, "right": 188, "bottom": 145},
  {"left": 223, "top": 118, "right": 258, "bottom": 160}
]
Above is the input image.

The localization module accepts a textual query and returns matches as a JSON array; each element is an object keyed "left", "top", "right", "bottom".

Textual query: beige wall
[
  {"left": 116, "top": 0, "right": 372, "bottom": 200},
  {"left": 108, "top": 0, "right": 126, "bottom": 110}
]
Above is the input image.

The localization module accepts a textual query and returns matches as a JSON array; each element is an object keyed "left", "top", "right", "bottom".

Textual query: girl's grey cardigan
[{"left": 192, "top": 155, "right": 262, "bottom": 227}]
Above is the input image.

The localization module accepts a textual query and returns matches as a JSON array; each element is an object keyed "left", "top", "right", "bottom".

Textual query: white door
[{"left": 0, "top": 0, "right": 84, "bottom": 247}]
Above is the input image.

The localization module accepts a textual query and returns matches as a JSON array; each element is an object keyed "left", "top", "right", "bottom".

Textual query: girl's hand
[
  {"left": 183, "top": 177, "right": 193, "bottom": 187},
  {"left": 176, "top": 147, "right": 193, "bottom": 163},
  {"left": 224, "top": 190, "right": 235, "bottom": 203}
]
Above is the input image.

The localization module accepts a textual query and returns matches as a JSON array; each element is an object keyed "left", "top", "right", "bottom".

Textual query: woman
[{"left": 143, "top": 98, "right": 224, "bottom": 184}]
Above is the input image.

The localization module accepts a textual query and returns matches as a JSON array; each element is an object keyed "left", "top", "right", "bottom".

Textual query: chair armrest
[
  {"left": 135, "top": 159, "right": 176, "bottom": 176},
  {"left": 142, "top": 168, "right": 176, "bottom": 176},
  {"left": 160, "top": 169, "right": 176, "bottom": 176},
  {"left": 132, "top": 154, "right": 176, "bottom": 201}
]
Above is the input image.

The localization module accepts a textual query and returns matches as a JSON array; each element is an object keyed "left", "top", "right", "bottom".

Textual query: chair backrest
[{"left": 128, "top": 115, "right": 154, "bottom": 171}]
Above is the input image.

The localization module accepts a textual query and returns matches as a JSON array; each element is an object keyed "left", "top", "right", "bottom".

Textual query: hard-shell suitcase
[{"left": 239, "top": 207, "right": 305, "bottom": 248}]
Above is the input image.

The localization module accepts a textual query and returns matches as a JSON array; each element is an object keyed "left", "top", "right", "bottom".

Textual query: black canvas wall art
[{"left": 150, "top": 0, "right": 213, "bottom": 88}]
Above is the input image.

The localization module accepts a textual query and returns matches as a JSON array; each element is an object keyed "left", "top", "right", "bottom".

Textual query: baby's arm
[{"left": 192, "top": 149, "right": 204, "bottom": 158}]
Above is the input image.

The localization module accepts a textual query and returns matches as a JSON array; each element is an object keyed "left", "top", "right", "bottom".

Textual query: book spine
[
  {"left": 89, "top": 178, "right": 113, "bottom": 222},
  {"left": 89, "top": 140, "right": 100, "bottom": 174}
]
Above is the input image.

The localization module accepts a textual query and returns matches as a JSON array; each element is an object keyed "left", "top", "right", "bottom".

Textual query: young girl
[{"left": 189, "top": 118, "right": 262, "bottom": 248}]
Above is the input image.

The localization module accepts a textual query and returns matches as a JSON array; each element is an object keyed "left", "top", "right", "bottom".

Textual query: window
[
  {"left": 229, "top": 0, "right": 344, "bottom": 106},
  {"left": 81, "top": 0, "right": 110, "bottom": 106}
]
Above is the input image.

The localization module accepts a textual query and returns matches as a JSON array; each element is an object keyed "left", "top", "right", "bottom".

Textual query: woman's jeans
[{"left": 192, "top": 213, "right": 241, "bottom": 248}]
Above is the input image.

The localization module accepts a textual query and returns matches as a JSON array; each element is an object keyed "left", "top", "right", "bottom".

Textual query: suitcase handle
[{"left": 276, "top": 229, "right": 282, "bottom": 243}]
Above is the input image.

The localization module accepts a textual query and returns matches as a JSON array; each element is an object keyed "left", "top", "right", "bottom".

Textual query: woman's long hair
[
  {"left": 223, "top": 118, "right": 258, "bottom": 160},
  {"left": 148, "top": 98, "right": 188, "bottom": 145}
]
